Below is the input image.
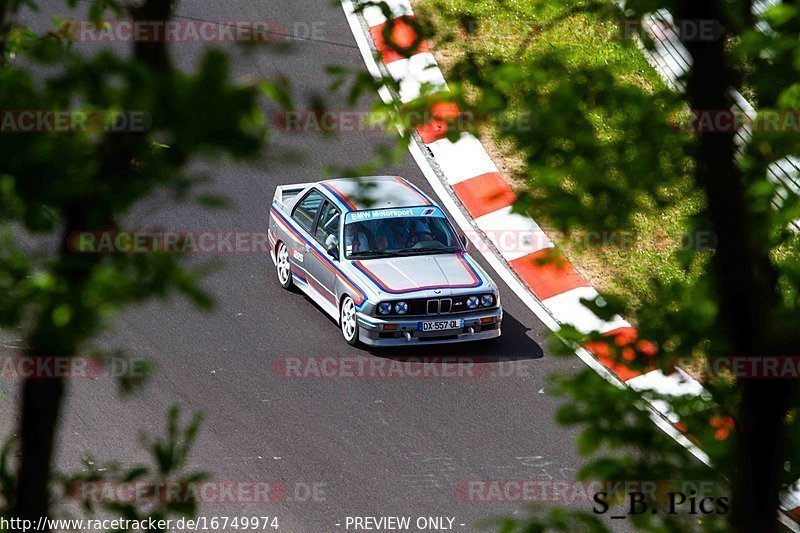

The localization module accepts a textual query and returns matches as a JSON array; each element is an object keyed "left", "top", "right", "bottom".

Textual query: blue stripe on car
[
  {"left": 319, "top": 183, "right": 355, "bottom": 212},
  {"left": 269, "top": 205, "right": 369, "bottom": 309}
]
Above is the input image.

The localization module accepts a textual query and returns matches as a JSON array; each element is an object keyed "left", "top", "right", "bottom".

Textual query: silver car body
[{"left": 267, "top": 176, "right": 502, "bottom": 346}]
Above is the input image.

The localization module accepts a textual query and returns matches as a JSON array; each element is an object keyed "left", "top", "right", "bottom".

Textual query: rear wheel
[
  {"left": 276, "top": 242, "right": 293, "bottom": 289},
  {"left": 340, "top": 296, "right": 359, "bottom": 346}
]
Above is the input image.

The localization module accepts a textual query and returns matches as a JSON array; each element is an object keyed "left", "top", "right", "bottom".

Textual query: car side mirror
[
  {"left": 326, "top": 242, "right": 339, "bottom": 260},
  {"left": 459, "top": 234, "right": 469, "bottom": 250}
]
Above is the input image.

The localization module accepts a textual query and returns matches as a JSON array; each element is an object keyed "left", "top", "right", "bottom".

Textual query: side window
[
  {"left": 314, "top": 201, "right": 341, "bottom": 246},
  {"left": 292, "top": 189, "right": 324, "bottom": 233}
]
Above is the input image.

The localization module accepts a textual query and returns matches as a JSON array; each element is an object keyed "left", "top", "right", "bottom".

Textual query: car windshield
[{"left": 343, "top": 207, "right": 461, "bottom": 259}]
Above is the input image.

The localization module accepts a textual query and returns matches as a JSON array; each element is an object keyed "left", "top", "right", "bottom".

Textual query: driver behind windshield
[
  {"left": 375, "top": 217, "right": 432, "bottom": 250},
  {"left": 345, "top": 223, "right": 369, "bottom": 253}
]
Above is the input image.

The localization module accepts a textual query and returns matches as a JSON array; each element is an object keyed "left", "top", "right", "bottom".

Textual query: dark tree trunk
[
  {"left": 131, "top": 0, "right": 173, "bottom": 72},
  {"left": 10, "top": 3, "right": 172, "bottom": 528},
  {"left": 674, "top": 1, "right": 791, "bottom": 531},
  {"left": 13, "top": 373, "right": 66, "bottom": 527},
  {"left": 11, "top": 204, "right": 99, "bottom": 530}
]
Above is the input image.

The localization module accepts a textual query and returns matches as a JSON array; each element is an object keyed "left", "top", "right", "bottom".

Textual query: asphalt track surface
[{"left": 2, "top": 1, "right": 635, "bottom": 531}]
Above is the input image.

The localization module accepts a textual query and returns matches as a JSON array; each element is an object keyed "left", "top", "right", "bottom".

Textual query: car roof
[{"left": 318, "top": 176, "right": 434, "bottom": 211}]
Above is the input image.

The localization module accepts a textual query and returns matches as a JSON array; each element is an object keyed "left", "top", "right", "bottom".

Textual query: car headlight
[
  {"left": 378, "top": 302, "right": 393, "bottom": 315},
  {"left": 481, "top": 294, "right": 495, "bottom": 307},
  {"left": 395, "top": 301, "right": 408, "bottom": 314},
  {"left": 467, "top": 296, "right": 480, "bottom": 309}
]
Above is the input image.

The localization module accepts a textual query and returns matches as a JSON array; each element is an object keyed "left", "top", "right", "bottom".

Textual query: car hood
[{"left": 348, "top": 253, "right": 492, "bottom": 299}]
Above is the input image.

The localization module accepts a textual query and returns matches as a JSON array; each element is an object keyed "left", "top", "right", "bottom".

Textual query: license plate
[{"left": 418, "top": 319, "right": 463, "bottom": 332}]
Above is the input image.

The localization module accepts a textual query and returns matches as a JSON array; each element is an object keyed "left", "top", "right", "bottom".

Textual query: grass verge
[{"left": 411, "top": 0, "right": 703, "bottom": 313}]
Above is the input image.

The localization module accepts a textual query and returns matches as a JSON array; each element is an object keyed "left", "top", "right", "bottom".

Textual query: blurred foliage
[
  {"left": 0, "top": 0, "right": 280, "bottom": 375},
  {"left": 345, "top": 0, "right": 800, "bottom": 530},
  {"left": 0, "top": 406, "right": 207, "bottom": 530},
  {"left": 0, "top": 0, "right": 293, "bottom": 527},
  {"left": 57, "top": 406, "right": 206, "bottom": 527}
]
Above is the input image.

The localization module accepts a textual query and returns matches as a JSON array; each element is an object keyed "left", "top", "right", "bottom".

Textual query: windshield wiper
[
  {"left": 349, "top": 250, "right": 404, "bottom": 258},
  {"left": 396, "top": 246, "right": 462, "bottom": 255}
]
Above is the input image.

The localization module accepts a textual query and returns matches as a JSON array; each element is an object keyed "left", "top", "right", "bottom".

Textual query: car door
[{"left": 308, "top": 200, "right": 341, "bottom": 299}]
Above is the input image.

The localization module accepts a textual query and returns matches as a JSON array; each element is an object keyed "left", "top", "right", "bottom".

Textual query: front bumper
[{"left": 356, "top": 307, "right": 502, "bottom": 347}]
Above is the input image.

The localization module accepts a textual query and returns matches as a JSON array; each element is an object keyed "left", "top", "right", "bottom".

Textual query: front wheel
[
  {"left": 275, "top": 242, "right": 293, "bottom": 290},
  {"left": 340, "top": 296, "right": 360, "bottom": 346}
]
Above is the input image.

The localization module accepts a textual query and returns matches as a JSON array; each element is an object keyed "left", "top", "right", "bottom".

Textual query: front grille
[
  {"left": 427, "top": 300, "right": 439, "bottom": 314},
  {"left": 378, "top": 295, "right": 496, "bottom": 317}
]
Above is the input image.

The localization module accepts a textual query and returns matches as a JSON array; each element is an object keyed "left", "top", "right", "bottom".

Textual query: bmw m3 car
[{"left": 267, "top": 176, "right": 502, "bottom": 346}]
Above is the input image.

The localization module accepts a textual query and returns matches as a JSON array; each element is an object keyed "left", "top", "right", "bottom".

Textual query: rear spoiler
[{"left": 273, "top": 183, "right": 312, "bottom": 211}]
